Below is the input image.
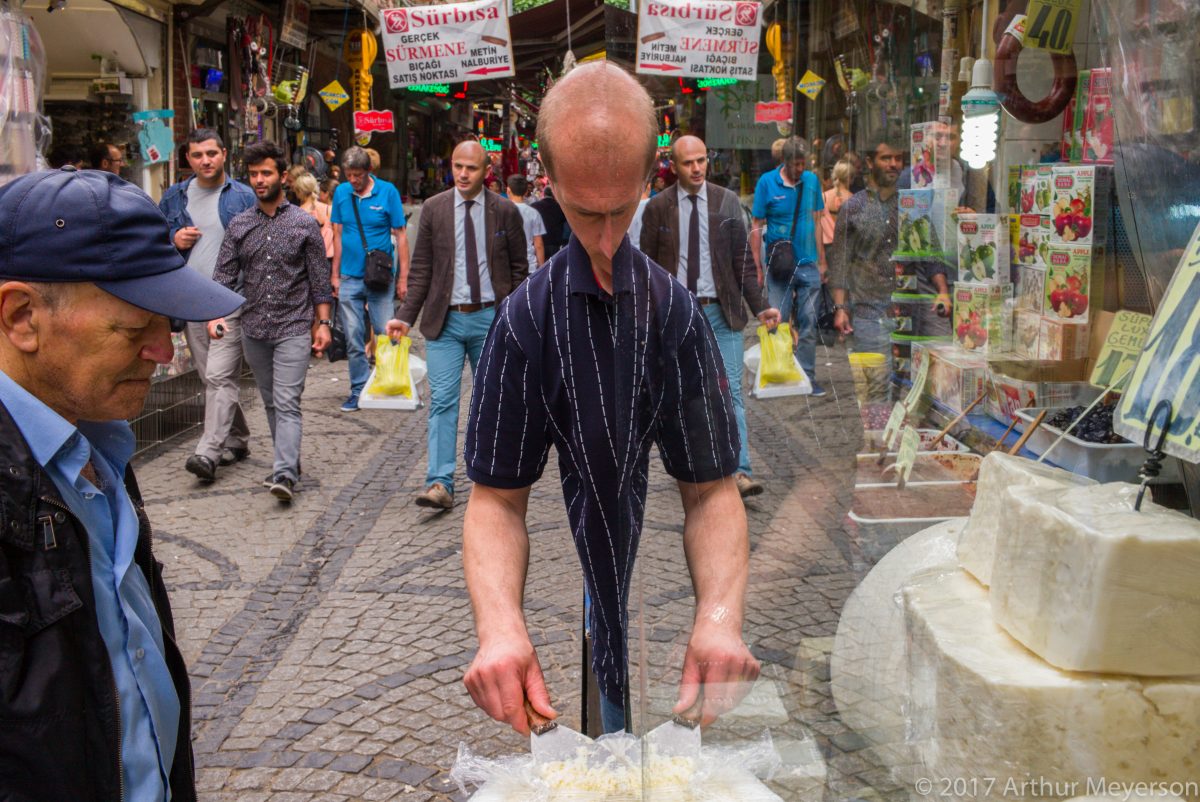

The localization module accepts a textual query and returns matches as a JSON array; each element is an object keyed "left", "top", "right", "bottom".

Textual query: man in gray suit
[
  {"left": 388, "top": 139, "right": 528, "bottom": 510},
  {"left": 640, "top": 135, "right": 780, "bottom": 498}
]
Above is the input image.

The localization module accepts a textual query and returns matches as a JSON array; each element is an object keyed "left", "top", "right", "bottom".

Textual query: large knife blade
[{"left": 525, "top": 700, "right": 593, "bottom": 764}]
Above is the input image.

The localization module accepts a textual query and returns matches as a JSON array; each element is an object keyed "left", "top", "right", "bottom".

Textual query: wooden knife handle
[
  {"left": 672, "top": 695, "right": 703, "bottom": 728},
  {"left": 1008, "top": 409, "right": 1048, "bottom": 456},
  {"left": 524, "top": 699, "right": 557, "bottom": 736}
]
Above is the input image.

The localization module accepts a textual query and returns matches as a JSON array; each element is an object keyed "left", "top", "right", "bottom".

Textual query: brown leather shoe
[
  {"left": 735, "top": 473, "right": 763, "bottom": 498},
  {"left": 415, "top": 483, "right": 453, "bottom": 510}
]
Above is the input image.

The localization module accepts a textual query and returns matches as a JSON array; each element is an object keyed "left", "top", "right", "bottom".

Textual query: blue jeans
[
  {"left": 600, "top": 691, "right": 625, "bottom": 734},
  {"left": 702, "top": 304, "right": 752, "bottom": 477},
  {"left": 425, "top": 308, "right": 494, "bottom": 494},
  {"left": 338, "top": 275, "right": 395, "bottom": 396},
  {"left": 766, "top": 262, "right": 820, "bottom": 380}
]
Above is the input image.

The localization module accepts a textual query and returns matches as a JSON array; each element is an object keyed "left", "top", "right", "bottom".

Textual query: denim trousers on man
[
  {"left": 241, "top": 335, "right": 312, "bottom": 482},
  {"left": 338, "top": 275, "right": 395, "bottom": 397},
  {"left": 425, "top": 308, "right": 495, "bottom": 494},
  {"left": 766, "top": 262, "right": 820, "bottom": 380},
  {"left": 184, "top": 312, "right": 250, "bottom": 462},
  {"left": 702, "top": 303, "right": 752, "bottom": 477},
  {"left": 850, "top": 302, "right": 896, "bottom": 363}
]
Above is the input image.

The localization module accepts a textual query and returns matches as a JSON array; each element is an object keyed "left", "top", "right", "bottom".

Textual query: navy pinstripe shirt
[{"left": 465, "top": 235, "right": 739, "bottom": 703}]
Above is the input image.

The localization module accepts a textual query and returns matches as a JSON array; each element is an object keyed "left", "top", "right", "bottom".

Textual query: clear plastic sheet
[
  {"left": 450, "top": 731, "right": 783, "bottom": 801},
  {"left": 0, "top": 6, "right": 48, "bottom": 185},
  {"left": 1091, "top": 0, "right": 1200, "bottom": 303}
]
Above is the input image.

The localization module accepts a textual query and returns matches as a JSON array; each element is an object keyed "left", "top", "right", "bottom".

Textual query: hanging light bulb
[{"left": 961, "top": 58, "right": 1000, "bottom": 169}]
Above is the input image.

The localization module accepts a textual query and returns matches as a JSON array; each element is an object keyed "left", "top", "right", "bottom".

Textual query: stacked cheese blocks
[{"left": 905, "top": 452, "right": 1200, "bottom": 799}]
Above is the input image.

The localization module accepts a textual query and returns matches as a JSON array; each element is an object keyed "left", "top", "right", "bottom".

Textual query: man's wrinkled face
[
  {"left": 869, "top": 144, "right": 904, "bottom": 188},
  {"left": 548, "top": 148, "right": 648, "bottom": 272},
  {"left": 345, "top": 167, "right": 370, "bottom": 194},
  {"left": 186, "top": 139, "right": 226, "bottom": 182},
  {"left": 671, "top": 138, "right": 709, "bottom": 194},
  {"left": 248, "top": 160, "right": 284, "bottom": 203},
  {"left": 783, "top": 156, "right": 807, "bottom": 184},
  {"left": 26, "top": 283, "right": 173, "bottom": 422}
]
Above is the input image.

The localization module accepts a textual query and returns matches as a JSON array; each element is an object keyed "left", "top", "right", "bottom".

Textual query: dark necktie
[
  {"left": 464, "top": 198, "right": 481, "bottom": 303},
  {"left": 686, "top": 194, "right": 700, "bottom": 294}
]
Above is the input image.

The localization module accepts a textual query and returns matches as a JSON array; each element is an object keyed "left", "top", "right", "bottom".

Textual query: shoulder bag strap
[
  {"left": 786, "top": 176, "right": 803, "bottom": 243},
  {"left": 350, "top": 194, "right": 370, "bottom": 252}
]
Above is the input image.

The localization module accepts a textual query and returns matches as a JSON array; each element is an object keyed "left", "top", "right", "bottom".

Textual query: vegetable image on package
[{"left": 1044, "top": 245, "right": 1092, "bottom": 321}]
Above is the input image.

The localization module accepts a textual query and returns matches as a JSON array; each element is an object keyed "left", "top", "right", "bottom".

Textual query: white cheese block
[
  {"left": 904, "top": 570, "right": 1200, "bottom": 800},
  {"left": 831, "top": 520, "right": 962, "bottom": 749},
  {"left": 993, "top": 482, "right": 1200, "bottom": 676},
  {"left": 957, "top": 452, "right": 1093, "bottom": 585}
]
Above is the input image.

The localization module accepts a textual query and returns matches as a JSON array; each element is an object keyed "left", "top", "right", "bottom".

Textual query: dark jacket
[
  {"left": 0, "top": 400, "right": 195, "bottom": 802},
  {"left": 158, "top": 173, "right": 256, "bottom": 257},
  {"left": 396, "top": 187, "right": 529, "bottom": 340},
  {"left": 639, "top": 181, "right": 767, "bottom": 331},
  {"left": 530, "top": 193, "right": 568, "bottom": 258}
]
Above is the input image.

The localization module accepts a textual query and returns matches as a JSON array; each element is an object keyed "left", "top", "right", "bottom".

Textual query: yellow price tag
[
  {"left": 894, "top": 426, "right": 920, "bottom": 487},
  {"left": 1114, "top": 220, "right": 1200, "bottom": 461},
  {"left": 904, "top": 353, "right": 930, "bottom": 411},
  {"left": 1023, "top": 0, "right": 1081, "bottom": 54},
  {"left": 1089, "top": 311, "right": 1152, "bottom": 389},
  {"left": 796, "top": 70, "right": 826, "bottom": 101}
]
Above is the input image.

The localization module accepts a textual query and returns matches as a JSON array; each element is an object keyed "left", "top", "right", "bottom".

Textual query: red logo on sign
[
  {"left": 735, "top": 2, "right": 758, "bottom": 25},
  {"left": 961, "top": 222, "right": 978, "bottom": 234},
  {"left": 1050, "top": 251, "right": 1070, "bottom": 266},
  {"left": 901, "top": 197, "right": 914, "bottom": 208},
  {"left": 753, "top": 101, "right": 791, "bottom": 123},
  {"left": 913, "top": 131, "right": 924, "bottom": 143},
  {"left": 1055, "top": 175, "right": 1074, "bottom": 189},
  {"left": 354, "top": 110, "right": 396, "bottom": 133},
  {"left": 384, "top": 9, "right": 408, "bottom": 33}
]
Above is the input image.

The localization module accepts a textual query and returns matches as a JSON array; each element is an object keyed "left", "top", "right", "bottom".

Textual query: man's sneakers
[
  {"left": 340, "top": 393, "right": 360, "bottom": 413},
  {"left": 218, "top": 446, "right": 250, "bottom": 466},
  {"left": 415, "top": 483, "right": 453, "bottom": 510},
  {"left": 809, "top": 382, "right": 827, "bottom": 398},
  {"left": 269, "top": 475, "right": 296, "bottom": 502},
  {"left": 735, "top": 473, "right": 763, "bottom": 498},
  {"left": 185, "top": 454, "right": 217, "bottom": 483}
]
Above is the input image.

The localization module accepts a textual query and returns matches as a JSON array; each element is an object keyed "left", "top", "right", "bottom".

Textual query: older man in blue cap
[{"left": 0, "top": 167, "right": 243, "bottom": 801}]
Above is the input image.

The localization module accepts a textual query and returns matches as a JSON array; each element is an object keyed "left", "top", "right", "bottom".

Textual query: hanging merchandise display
[
  {"left": 796, "top": 70, "right": 826, "bottom": 101},
  {"left": 992, "top": 4, "right": 1077, "bottom": 124},
  {"left": 318, "top": 80, "right": 349, "bottom": 112},
  {"left": 0, "top": 5, "right": 47, "bottom": 184},
  {"left": 344, "top": 27, "right": 378, "bottom": 112},
  {"left": 133, "top": 109, "right": 175, "bottom": 165}
]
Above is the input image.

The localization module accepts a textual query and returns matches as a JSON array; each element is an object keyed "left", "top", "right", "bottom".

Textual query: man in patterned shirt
[
  {"left": 829, "top": 138, "right": 905, "bottom": 359},
  {"left": 453, "top": 62, "right": 760, "bottom": 737},
  {"left": 210, "top": 141, "right": 334, "bottom": 502}
]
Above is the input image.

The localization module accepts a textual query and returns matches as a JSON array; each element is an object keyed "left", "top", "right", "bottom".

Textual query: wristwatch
[
  {"left": 832, "top": 304, "right": 849, "bottom": 312},
  {"left": 317, "top": 319, "right": 333, "bottom": 327}
]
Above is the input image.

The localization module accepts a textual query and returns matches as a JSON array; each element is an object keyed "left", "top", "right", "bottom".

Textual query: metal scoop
[
  {"left": 524, "top": 699, "right": 593, "bottom": 764},
  {"left": 643, "top": 698, "right": 702, "bottom": 760}
]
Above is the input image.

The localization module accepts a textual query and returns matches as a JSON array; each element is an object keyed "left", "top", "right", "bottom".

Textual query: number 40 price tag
[{"left": 1023, "top": 0, "right": 1082, "bottom": 54}]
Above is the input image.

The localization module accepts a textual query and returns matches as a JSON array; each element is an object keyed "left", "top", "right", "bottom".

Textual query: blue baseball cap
[{"left": 0, "top": 167, "right": 244, "bottom": 321}]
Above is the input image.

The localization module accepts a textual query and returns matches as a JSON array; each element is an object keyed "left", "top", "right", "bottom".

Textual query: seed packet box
[
  {"left": 956, "top": 214, "right": 1010, "bottom": 284},
  {"left": 1015, "top": 214, "right": 1054, "bottom": 269},
  {"left": 1079, "top": 68, "right": 1114, "bottom": 164},
  {"left": 1019, "top": 164, "right": 1054, "bottom": 216},
  {"left": 910, "top": 121, "right": 951, "bottom": 189},
  {"left": 1049, "top": 164, "right": 1112, "bottom": 246},
  {"left": 1013, "top": 309, "right": 1090, "bottom": 361},
  {"left": 953, "top": 282, "right": 1012, "bottom": 354},
  {"left": 1044, "top": 244, "right": 1094, "bottom": 322},
  {"left": 896, "top": 188, "right": 955, "bottom": 260},
  {"left": 1006, "top": 165, "right": 1023, "bottom": 214},
  {"left": 914, "top": 341, "right": 988, "bottom": 415},
  {"left": 1015, "top": 265, "right": 1047, "bottom": 312}
]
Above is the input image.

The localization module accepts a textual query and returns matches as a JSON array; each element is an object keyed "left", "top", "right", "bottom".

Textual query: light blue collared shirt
[
  {"left": 451, "top": 188, "right": 494, "bottom": 305},
  {"left": 0, "top": 369, "right": 179, "bottom": 801},
  {"left": 675, "top": 183, "right": 715, "bottom": 298}
]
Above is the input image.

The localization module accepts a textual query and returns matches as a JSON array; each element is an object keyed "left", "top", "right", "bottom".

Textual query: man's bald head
[
  {"left": 670, "top": 135, "right": 709, "bottom": 194},
  {"left": 451, "top": 139, "right": 488, "bottom": 198},
  {"left": 536, "top": 62, "right": 658, "bottom": 181}
]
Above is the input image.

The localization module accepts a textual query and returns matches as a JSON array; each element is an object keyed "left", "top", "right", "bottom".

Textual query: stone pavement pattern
[{"left": 134, "top": 332, "right": 915, "bottom": 801}]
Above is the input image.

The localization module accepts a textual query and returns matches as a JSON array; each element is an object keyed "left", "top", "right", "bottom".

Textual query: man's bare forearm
[
  {"left": 463, "top": 484, "right": 533, "bottom": 643},
  {"left": 679, "top": 478, "right": 749, "bottom": 631}
]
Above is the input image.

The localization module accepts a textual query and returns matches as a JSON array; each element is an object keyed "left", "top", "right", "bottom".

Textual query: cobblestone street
[{"left": 135, "top": 332, "right": 903, "bottom": 801}]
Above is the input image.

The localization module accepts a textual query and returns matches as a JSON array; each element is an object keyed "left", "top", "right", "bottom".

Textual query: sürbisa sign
[
  {"left": 636, "top": 0, "right": 762, "bottom": 82},
  {"left": 381, "top": 0, "right": 514, "bottom": 89}
]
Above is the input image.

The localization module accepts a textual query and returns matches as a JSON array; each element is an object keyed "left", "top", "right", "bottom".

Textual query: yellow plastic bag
[
  {"left": 366, "top": 334, "right": 413, "bottom": 397},
  {"left": 757, "top": 324, "right": 802, "bottom": 387}
]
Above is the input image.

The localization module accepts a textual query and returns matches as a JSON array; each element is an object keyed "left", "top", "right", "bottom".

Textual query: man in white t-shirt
[
  {"left": 507, "top": 175, "right": 546, "bottom": 268},
  {"left": 159, "top": 128, "right": 256, "bottom": 483}
]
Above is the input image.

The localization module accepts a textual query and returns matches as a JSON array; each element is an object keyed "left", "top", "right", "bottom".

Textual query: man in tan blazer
[
  {"left": 388, "top": 139, "right": 528, "bottom": 510},
  {"left": 640, "top": 135, "right": 780, "bottom": 498}
]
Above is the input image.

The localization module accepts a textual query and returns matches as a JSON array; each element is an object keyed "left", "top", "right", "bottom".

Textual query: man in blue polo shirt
[
  {"left": 751, "top": 137, "right": 828, "bottom": 396},
  {"left": 331, "top": 146, "right": 409, "bottom": 412},
  {"left": 450, "top": 62, "right": 760, "bottom": 737}
]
